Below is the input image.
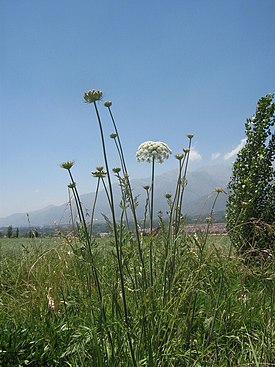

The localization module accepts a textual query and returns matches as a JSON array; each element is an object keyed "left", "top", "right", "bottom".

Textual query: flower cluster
[
  {"left": 136, "top": 141, "right": 172, "bottom": 163},
  {"left": 83, "top": 89, "right": 103, "bottom": 103},
  {"left": 92, "top": 166, "right": 107, "bottom": 178},
  {"left": 60, "top": 161, "right": 74, "bottom": 170}
]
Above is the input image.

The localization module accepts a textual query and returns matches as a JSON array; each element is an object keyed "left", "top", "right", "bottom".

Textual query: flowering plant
[{"left": 136, "top": 141, "right": 172, "bottom": 163}]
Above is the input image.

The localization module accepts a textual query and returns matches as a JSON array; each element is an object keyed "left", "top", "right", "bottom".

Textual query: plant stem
[
  {"left": 149, "top": 156, "right": 155, "bottom": 286},
  {"left": 93, "top": 101, "right": 137, "bottom": 367},
  {"left": 89, "top": 177, "right": 101, "bottom": 239},
  {"left": 107, "top": 105, "right": 147, "bottom": 287}
]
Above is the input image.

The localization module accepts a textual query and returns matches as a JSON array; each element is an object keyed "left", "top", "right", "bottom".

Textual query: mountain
[{"left": 0, "top": 163, "right": 231, "bottom": 228}]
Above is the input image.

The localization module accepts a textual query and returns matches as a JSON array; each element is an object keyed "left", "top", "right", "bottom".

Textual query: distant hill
[{"left": 0, "top": 163, "right": 231, "bottom": 228}]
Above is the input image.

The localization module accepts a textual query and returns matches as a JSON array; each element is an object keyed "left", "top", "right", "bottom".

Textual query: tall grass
[{"left": 0, "top": 90, "right": 274, "bottom": 366}]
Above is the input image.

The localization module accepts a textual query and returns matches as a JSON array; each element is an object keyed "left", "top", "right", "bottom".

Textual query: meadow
[
  {"left": 0, "top": 233, "right": 274, "bottom": 366},
  {"left": 1, "top": 90, "right": 274, "bottom": 366}
]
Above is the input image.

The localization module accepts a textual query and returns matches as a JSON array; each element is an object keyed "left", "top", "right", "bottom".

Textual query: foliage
[
  {"left": 6, "top": 225, "right": 12, "bottom": 238},
  {"left": 0, "top": 236, "right": 274, "bottom": 366},
  {"left": 227, "top": 94, "right": 275, "bottom": 257}
]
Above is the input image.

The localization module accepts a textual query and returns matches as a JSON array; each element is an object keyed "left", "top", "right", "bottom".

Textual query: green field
[{"left": 0, "top": 234, "right": 274, "bottom": 366}]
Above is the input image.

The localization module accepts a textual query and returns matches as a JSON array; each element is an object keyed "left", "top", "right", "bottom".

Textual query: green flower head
[
  {"left": 83, "top": 89, "right": 103, "bottom": 103},
  {"left": 112, "top": 167, "right": 121, "bottom": 174},
  {"left": 60, "top": 161, "right": 74, "bottom": 170},
  {"left": 136, "top": 141, "right": 172, "bottom": 164},
  {"left": 68, "top": 182, "right": 76, "bottom": 189},
  {"left": 92, "top": 170, "right": 107, "bottom": 178}
]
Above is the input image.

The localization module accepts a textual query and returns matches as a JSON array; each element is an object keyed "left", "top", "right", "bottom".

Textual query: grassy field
[{"left": 0, "top": 233, "right": 274, "bottom": 366}]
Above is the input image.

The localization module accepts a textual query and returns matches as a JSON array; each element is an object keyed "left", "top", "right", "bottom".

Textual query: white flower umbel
[
  {"left": 136, "top": 141, "right": 172, "bottom": 163},
  {"left": 136, "top": 141, "right": 171, "bottom": 286}
]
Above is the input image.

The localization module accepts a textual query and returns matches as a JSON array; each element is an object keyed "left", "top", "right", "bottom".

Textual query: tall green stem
[
  {"left": 92, "top": 101, "right": 137, "bottom": 367},
  {"left": 178, "top": 139, "right": 192, "bottom": 222},
  {"left": 67, "top": 170, "right": 90, "bottom": 246},
  {"left": 149, "top": 157, "right": 155, "bottom": 286},
  {"left": 67, "top": 187, "right": 75, "bottom": 234},
  {"left": 107, "top": 106, "right": 127, "bottom": 174},
  {"left": 107, "top": 105, "right": 147, "bottom": 287},
  {"left": 89, "top": 177, "right": 101, "bottom": 239}
]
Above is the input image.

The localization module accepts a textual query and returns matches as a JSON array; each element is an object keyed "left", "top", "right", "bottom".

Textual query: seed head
[
  {"left": 112, "top": 167, "right": 121, "bottom": 174},
  {"left": 92, "top": 169, "right": 107, "bottom": 178},
  {"left": 183, "top": 147, "right": 190, "bottom": 154},
  {"left": 83, "top": 89, "right": 103, "bottom": 103},
  {"left": 136, "top": 141, "right": 172, "bottom": 164},
  {"left": 215, "top": 187, "right": 224, "bottom": 193},
  {"left": 60, "top": 161, "right": 74, "bottom": 170},
  {"left": 104, "top": 101, "right": 112, "bottom": 107},
  {"left": 96, "top": 166, "right": 104, "bottom": 172}
]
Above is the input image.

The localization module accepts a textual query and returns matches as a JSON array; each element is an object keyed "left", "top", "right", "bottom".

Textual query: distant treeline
[{"left": 0, "top": 211, "right": 226, "bottom": 238}]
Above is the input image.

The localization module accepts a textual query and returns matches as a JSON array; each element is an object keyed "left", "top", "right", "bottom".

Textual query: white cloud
[
  {"left": 224, "top": 138, "right": 246, "bottom": 160},
  {"left": 211, "top": 152, "right": 221, "bottom": 160},
  {"left": 189, "top": 149, "right": 202, "bottom": 161}
]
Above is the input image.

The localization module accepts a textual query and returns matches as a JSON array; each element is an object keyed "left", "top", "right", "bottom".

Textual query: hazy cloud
[
  {"left": 211, "top": 152, "right": 221, "bottom": 160},
  {"left": 189, "top": 149, "right": 202, "bottom": 161},
  {"left": 224, "top": 138, "right": 246, "bottom": 160}
]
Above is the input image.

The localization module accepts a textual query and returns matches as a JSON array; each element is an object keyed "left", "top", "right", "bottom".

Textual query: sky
[{"left": 1, "top": 0, "right": 275, "bottom": 218}]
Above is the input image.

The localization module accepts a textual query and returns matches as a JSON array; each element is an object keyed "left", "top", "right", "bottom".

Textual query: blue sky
[{"left": 1, "top": 0, "right": 275, "bottom": 218}]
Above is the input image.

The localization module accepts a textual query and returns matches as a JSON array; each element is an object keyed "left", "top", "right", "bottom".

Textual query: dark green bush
[{"left": 227, "top": 94, "right": 275, "bottom": 258}]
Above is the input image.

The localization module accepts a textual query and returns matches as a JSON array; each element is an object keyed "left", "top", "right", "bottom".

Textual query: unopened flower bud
[
  {"left": 183, "top": 148, "right": 190, "bottom": 153},
  {"left": 143, "top": 185, "right": 150, "bottom": 191},
  {"left": 175, "top": 153, "right": 184, "bottom": 160},
  {"left": 110, "top": 133, "right": 118, "bottom": 139},
  {"left": 165, "top": 193, "right": 172, "bottom": 199},
  {"left": 104, "top": 101, "right": 112, "bottom": 107},
  {"left": 187, "top": 134, "right": 194, "bottom": 139}
]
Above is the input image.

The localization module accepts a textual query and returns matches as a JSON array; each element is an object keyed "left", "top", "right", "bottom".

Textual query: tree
[
  {"left": 226, "top": 94, "right": 275, "bottom": 257},
  {"left": 6, "top": 225, "right": 13, "bottom": 238}
]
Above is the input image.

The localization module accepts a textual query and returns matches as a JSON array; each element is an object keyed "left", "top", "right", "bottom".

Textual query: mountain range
[{"left": 0, "top": 163, "right": 231, "bottom": 228}]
